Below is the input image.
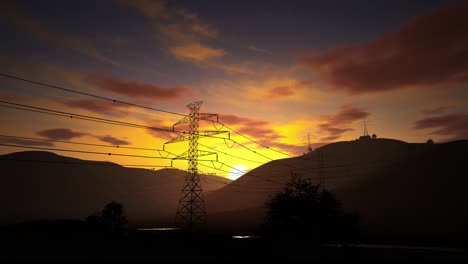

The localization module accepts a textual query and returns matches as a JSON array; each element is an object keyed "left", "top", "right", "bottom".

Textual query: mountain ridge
[
  {"left": 0, "top": 151, "right": 231, "bottom": 226},
  {"left": 205, "top": 139, "right": 468, "bottom": 242}
]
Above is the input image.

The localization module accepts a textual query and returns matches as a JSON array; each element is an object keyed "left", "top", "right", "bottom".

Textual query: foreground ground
[{"left": 1, "top": 228, "right": 467, "bottom": 262}]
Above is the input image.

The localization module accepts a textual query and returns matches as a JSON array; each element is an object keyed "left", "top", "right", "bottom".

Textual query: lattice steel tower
[
  {"left": 174, "top": 101, "right": 205, "bottom": 228},
  {"left": 363, "top": 119, "right": 369, "bottom": 137},
  {"left": 164, "top": 101, "right": 227, "bottom": 229}
]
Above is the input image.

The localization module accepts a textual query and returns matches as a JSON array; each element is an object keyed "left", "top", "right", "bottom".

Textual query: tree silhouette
[
  {"left": 86, "top": 201, "right": 128, "bottom": 235},
  {"left": 101, "top": 201, "right": 128, "bottom": 231},
  {"left": 261, "top": 175, "right": 359, "bottom": 245}
]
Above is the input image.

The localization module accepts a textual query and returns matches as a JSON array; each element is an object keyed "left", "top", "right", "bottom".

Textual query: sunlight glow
[{"left": 228, "top": 164, "right": 247, "bottom": 180}]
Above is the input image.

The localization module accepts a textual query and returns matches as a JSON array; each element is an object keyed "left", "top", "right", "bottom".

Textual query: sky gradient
[{"left": 1, "top": 0, "right": 467, "bottom": 179}]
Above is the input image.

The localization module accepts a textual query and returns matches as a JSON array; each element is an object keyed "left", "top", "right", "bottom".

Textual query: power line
[
  {"left": 0, "top": 157, "right": 171, "bottom": 169},
  {"left": 0, "top": 72, "right": 186, "bottom": 117},
  {"left": 205, "top": 135, "right": 294, "bottom": 162},
  {"left": 0, "top": 78, "right": 303, "bottom": 180},
  {"left": 0, "top": 73, "right": 301, "bottom": 158},
  {"left": 198, "top": 161, "right": 232, "bottom": 174},
  {"left": 0, "top": 134, "right": 175, "bottom": 155},
  {"left": 231, "top": 140, "right": 276, "bottom": 161},
  {"left": 0, "top": 103, "right": 150, "bottom": 129},
  {"left": 198, "top": 142, "right": 265, "bottom": 164},
  {"left": 0, "top": 143, "right": 215, "bottom": 162},
  {"left": 0, "top": 100, "right": 177, "bottom": 133},
  {"left": 215, "top": 121, "right": 295, "bottom": 158}
]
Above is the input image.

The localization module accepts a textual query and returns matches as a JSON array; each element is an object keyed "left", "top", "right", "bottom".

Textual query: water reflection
[
  {"left": 232, "top": 235, "right": 259, "bottom": 239},
  {"left": 137, "top": 227, "right": 180, "bottom": 231}
]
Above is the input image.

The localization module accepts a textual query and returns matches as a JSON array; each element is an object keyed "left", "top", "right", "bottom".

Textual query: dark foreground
[{"left": 1, "top": 228, "right": 467, "bottom": 263}]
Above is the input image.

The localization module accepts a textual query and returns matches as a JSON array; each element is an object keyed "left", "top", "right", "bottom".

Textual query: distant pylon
[
  {"left": 175, "top": 101, "right": 206, "bottom": 228},
  {"left": 308, "top": 132, "right": 313, "bottom": 153},
  {"left": 363, "top": 119, "right": 369, "bottom": 137}
]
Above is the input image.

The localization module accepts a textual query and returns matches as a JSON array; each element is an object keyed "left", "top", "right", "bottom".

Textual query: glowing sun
[{"left": 228, "top": 164, "right": 248, "bottom": 180}]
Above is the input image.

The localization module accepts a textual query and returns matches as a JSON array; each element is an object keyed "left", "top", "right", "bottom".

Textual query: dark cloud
[
  {"left": 37, "top": 128, "right": 87, "bottom": 140},
  {"left": 298, "top": 80, "right": 314, "bottom": 86},
  {"left": 89, "top": 73, "right": 190, "bottom": 100},
  {"left": 318, "top": 105, "right": 370, "bottom": 141},
  {"left": 301, "top": 2, "right": 468, "bottom": 94},
  {"left": 96, "top": 135, "right": 131, "bottom": 146},
  {"left": 317, "top": 126, "right": 354, "bottom": 141},
  {"left": 220, "top": 114, "right": 270, "bottom": 127},
  {"left": 63, "top": 99, "right": 129, "bottom": 116},
  {"left": 422, "top": 106, "right": 450, "bottom": 115},
  {"left": 267, "top": 86, "right": 296, "bottom": 98},
  {"left": 145, "top": 119, "right": 175, "bottom": 140},
  {"left": 0, "top": 92, "right": 29, "bottom": 101},
  {"left": 413, "top": 113, "right": 468, "bottom": 141},
  {"left": 220, "top": 114, "right": 283, "bottom": 142},
  {"left": 0, "top": 137, "right": 54, "bottom": 147}
]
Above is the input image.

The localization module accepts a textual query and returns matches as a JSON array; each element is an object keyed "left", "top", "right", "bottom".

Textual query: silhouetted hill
[
  {"left": 206, "top": 139, "right": 468, "bottom": 243},
  {"left": 0, "top": 151, "right": 230, "bottom": 226}
]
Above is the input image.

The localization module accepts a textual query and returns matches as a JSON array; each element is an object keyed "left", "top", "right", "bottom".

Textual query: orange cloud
[
  {"left": 125, "top": 0, "right": 224, "bottom": 63},
  {"left": 189, "top": 22, "right": 218, "bottom": 38},
  {"left": 244, "top": 77, "right": 311, "bottom": 100},
  {"left": 169, "top": 43, "right": 225, "bottom": 62},
  {"left": 267, "top": 86, "right": 296, "bottom": 99},
  {"left": 301, "top": 2, "right": 468, "bottom": 94}
]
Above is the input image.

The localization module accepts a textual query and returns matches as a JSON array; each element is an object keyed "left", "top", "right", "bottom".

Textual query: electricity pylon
[
  {"left": 164, "top": 101, "right": 227, "bottom": 229},
  {"left": 363, "top": 119, "right": 369, "bottom": 137}
]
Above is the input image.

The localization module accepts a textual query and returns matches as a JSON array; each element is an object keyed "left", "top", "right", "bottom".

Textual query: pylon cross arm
[
  {"left": 173, "top": 113, "right": 218, "bottom": 127},
  {"left": 172, "top": 150, "right": 217, "bottom": 160},
  {"left": 165, "top": 130, "right": 229, "bottom": 145}
]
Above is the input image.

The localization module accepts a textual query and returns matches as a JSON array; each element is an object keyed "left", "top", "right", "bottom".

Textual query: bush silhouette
[{"left": 261, "top": 175, "right": 359, "bottom": 245}]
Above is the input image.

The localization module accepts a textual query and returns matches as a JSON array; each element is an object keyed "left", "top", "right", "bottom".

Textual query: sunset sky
[{"left": 1, "top": 0, "right": 467, "bottom": 179}]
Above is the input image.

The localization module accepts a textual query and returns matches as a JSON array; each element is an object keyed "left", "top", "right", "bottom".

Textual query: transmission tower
[
  {"left": 363, "top": 119, "right": 369, "bottom": 137},
  {"left": 308, "top": 132, "right": 312, "bottom": 153},
  {"left": 164, "top": 101, "right": 227, "bottom": 229}
]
